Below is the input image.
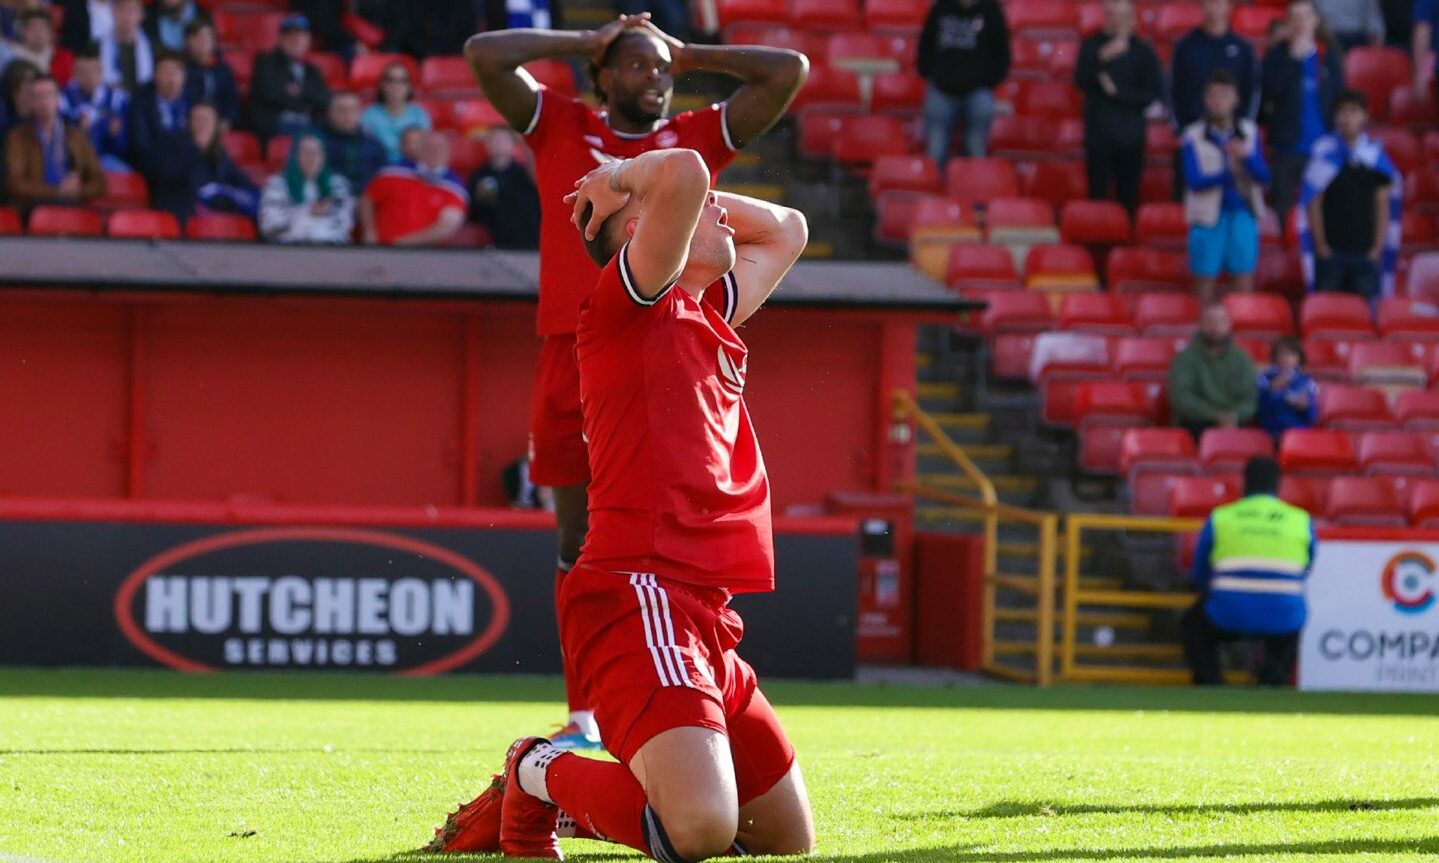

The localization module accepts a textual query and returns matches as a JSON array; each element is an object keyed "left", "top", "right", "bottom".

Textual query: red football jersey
[
  {"left": 522, "top": 88, "right": 737, "bottom": 336},
  {"left": 575, "top": 246, "right": 772, "bottom": 594}
]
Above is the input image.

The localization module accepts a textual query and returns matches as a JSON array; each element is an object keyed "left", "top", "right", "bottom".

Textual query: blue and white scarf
[{"left": 1296, "top": 132, "right": 1403, "bottom": 296}]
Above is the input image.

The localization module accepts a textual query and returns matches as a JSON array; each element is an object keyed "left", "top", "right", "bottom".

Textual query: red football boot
[
  {"left": 425, "top": 772, "right": 503, "bottom": 853},
  {"left": 499, "top": 737, "right": 564, "bottom": 859}
]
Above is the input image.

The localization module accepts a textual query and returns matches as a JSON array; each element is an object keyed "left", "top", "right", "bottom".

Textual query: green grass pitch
[{"left": 1, "top": 669, "right": 1437, "bottom": 862}]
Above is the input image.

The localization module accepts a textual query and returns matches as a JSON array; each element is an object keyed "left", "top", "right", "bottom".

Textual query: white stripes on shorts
[{"left": 628, "top": 573, "right": 695, "bottom": 690}]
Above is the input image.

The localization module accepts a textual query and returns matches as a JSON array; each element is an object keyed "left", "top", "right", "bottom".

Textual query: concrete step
[
  {"left": 915, "top": 442, "right": 1011, "bottom": 460},
  {"left": 993, "top": 607, "right": 1153, "bottom": 634}
]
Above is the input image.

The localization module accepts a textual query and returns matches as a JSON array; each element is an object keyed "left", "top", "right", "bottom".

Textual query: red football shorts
[
  {"left": 557, "top": 563, "right": 796, "bottom": 806},
  {"left": 528, "top": 334, "right": 590, "bottom": 488}
]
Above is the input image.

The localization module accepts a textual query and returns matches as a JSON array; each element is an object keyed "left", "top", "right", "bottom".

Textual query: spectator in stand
[
  {"left": 917, "top": 0, "right": 1010, "bottom": 166},
  {"left": 1075, "top": 0, "right": 1163, "bottom": 216},
  {"left": 1182, "top": 70, "right": 1270, "bottom": 303},
  {"left": 58, "top": 0, "right": 114, "bottom": 52},
  {"left": 468, "top": 125, "right": 539, "bottom": 249},
  {"left": 148, "top": 101, "right": 257, "bottom": 223},
  {"left": 1382, "top": 0, "right": 1411, "bottom": 48},
  {"left": 181, "top": 19, "right": 237, "bottom": 129},
  {"left": 99, "top": 0, "right": 153, "bottom": 92},
  {"left": 359, "top": 129, "right": 466, "bottom": 246},
  {"left": 4, "top": 73, "right": 106, "bottom": 206},
  {"left": 1168, "top": 303, "right": 1258, "bottom": 441},
  {"left": 1171, "top": 0, "right": 1256, "bottom": 133},
  {"left": 1259, "top": 0, "right": 1343, "bottom": 230},
  {"left": 290, "top": 0, "right": 356, "bottom": 60},
  {"left": 397, "top": 123, "right": 422, "bottom": 163},
  {"left": 1314, "top": 0, "right": 1384, "bottom": 49},
  {"left": 1414, "top": 0, "right": 1439, "bottom": 106},
  {"left": 127, "top": 51, "right": 186, "bottom": 178},
  {"left": 360, "top": 60, "right": 429, "bottom": 163},
  {"left": 61, "top": 46, "right": 129, "bottom": 171},
  {"left": 322, "top": 90, "right": 385, "bottom": 191},
  {"left": 11, "top": 9, "right": 74, "bottom": 84},
  {"left": 144, "top": 0, "right": 206, "bottom": 54},
  {"left": 0, "top": 58, "right": 38, "bottom": 135},
  {"left": 259, "top": 131, "right": 353, "bottom": 244},
  {"left": 1300, "top": 88, "right": 1401, "bottom": 300},
  {"left": 1256, "top": 338, "right": 1318, "bottom": 443},
  {"left": 250, "top": 14, "right": 329, "bottom": 143}
]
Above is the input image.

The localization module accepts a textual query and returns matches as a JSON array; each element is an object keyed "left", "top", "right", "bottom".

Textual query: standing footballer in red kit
[
  {"left": 428, "top": 149, "right": 813, "bottom": 861},
  {"left": 458, "top": 15, "right": 806, "bottom": 751}
]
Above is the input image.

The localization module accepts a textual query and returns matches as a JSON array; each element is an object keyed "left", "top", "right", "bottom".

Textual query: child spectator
[
  {"left": 259, "top": 131, "right": 354, "bottom": 244},
  {"left": 5, "top": 73, "right": 106, "bottom": 207},
  {"left": 148, "top": 101, "right": 257, "bottom": 223},
  {"left": 181, "top": 19, "right": 238, "bottom": 128},
  {"left": 359, "top": 129, "right": 466, "bottom": 246},
  {"left": 360, "top": 60, "right": 429, "bottom": 162},
  {"left": 61, "top": 46, "right": 130, "bottom": 171},
  {"left": 468, "top": 126, "right": 538, "bottom": 249},
  {"left": 1256, "top": 338, "right": 1318, "bottom": 443},
  {"left": 99, "top": 0, "right": 154, "bottom": 92}
]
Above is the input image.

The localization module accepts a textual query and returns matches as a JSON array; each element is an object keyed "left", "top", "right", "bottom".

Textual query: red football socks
[{"left": 544, "top": 752, "right": 649, "bottom": 852}]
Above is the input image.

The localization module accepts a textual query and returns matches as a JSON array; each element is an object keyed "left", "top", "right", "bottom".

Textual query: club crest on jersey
[
  {"left": 656, "top": 130, "right": 679, "bottom": 148},
  {"left": 717, "top": 346, "right": 747, "bottom": 395}
]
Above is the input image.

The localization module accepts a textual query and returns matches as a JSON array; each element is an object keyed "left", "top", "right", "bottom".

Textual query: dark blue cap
[{"left": 279, "top": 14, "right": 310, "bottom": 32}]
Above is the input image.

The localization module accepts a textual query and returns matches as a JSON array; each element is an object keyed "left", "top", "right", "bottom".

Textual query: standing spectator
[
  {"left": 1300, "top": 89, "right": 1401, "bottom": 300},
  {"left": 58, "top": 0, "right": 115, "bottom": 52},
  {"left": 1259, "top": 0, "right": 1343, "bottom": 229},
  {"left": 144, "top": 0, "right": 206, "bottom": 54},
  {"left": 5, "top": 74, "right": 106, "bottom": 206},
  {"left": 11, "top": 9, "right": 75, "bottom": 84},
  {"left": 322, "top": 90, "right": 385, "bottom": 191},
  {"left": 61, "top": 46, "right": 130, "bottom": 171},
  {"left": 917, "top": 0, "right": 1010, "bottom": 166},
  {"left": 1171, "top": 0, "right": 1256, "bottom": 133},
  {"left": 1314, "top": 0, "right": 1384, "bottom": 48},
  {"left": 360, "top": 60, "right": 429, "bottom": 162},
  {"left": 468, "top": 126, "right": 539, "bottom": 249},
  {"left": 99, "top": 0, "right": 154, "bottom": 92},
  {"left": 1414, "top": 0, "right": 1439, "bottom": 102},
  {"left": 1182, "top": 70, "right": 1270, "bottom": 303},
  {"left": 1256, "top": 338, "right": 1318, "bottom": 443},
  {"left": 127, "top": 52, "right": 187, "bottom": 177},
  {"left": 359, "top": 129, "right": 466, "bottom": 246},
  {"left": 148, "top": 101, "right": 257, "bottom": 222},
  {"left": 181, "top": 19, "right": 237, "bottom": 129},
  {"left": 1168, "top": 303, "right": 1258, "bottom": 441},
  {"left": 259, "top": 131, "right": 353, "bottom": 243},
  {"left": 249, "top": 14, "right": 329, "bottom": 143},
  {"left": 1075, "top": 0, "right": 1162, "bottom": 215}
]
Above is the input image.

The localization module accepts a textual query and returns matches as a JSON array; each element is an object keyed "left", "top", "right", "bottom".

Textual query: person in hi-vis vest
[{"left": 1181, "top": 456, "right": 1317, "bottom": 685}]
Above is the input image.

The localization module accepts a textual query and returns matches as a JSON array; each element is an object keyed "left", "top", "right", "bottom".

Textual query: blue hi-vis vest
[{"left": 1203, "top": 494, "right": 1314, "bottom": 635}]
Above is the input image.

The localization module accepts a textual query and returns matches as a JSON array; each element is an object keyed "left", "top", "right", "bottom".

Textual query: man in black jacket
[
  {"left": 322, "top": 90, "right": 386, "bottom": 193},
  {"left": 249, "top": 14, "right": 330, "bottom": 143},
  {"left": 1075, "top": 0, "right": 1162, "bottom": 215},
  {"left": 917, "top": 0, "right": 1010, "bottom": 166},
  {"left": 128, "top": 52, "right": 190, "bottom": 177}
]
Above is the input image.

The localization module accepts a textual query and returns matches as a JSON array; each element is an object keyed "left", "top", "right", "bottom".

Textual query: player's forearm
[
  {"left": 675, "top": 44, "right": 806, "bottom": 87},
  {"left": 715, "top": 191, "right": 806, "bottom": 256},
  {"left": 612, "top": 149, "right": 710, "bottom": 204},
  {"left": 465, "top": 29, "right": 599, "bottom": 74}
]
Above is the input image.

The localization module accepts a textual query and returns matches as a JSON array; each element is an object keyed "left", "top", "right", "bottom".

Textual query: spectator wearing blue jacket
[
  {"left": 1256, "top": 338, "right": 1318, "bottom": 443},
  {"left": 61, "top": 48, "right": 131, "bottom": 172},
  {"left": 1182, "top": 456, "right": 1317, "bottom": 686}
]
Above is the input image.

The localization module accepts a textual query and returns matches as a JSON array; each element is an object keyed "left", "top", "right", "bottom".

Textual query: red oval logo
[{"left": 113, "top": 527, "right": 511, "bottom": 675}]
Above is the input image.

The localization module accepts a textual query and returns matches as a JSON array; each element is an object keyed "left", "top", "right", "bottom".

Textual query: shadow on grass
[
  {"left": 896, "top": 796, "right": 1439, "bottom": 820},
  {"left": 2, "top": 668, "right": 1438, "bottom": 716}
]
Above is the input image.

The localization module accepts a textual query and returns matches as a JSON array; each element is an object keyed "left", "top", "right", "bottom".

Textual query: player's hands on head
[
  {"left": 565, "top": 161, "right": 631, "bottom": 241},
  {"left": 590, "top": 13, "right": 652, "bottom": 64},
  {"left": 632, "top": 18, "right": 687, "bottom": 72}
]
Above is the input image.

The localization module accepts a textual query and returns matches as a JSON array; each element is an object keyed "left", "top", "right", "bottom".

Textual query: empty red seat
[
  {"left": 212, "top": 9, "right": 283, "bottom": 52},
  {"left": 223, "top": 129, "right": 262, "bottom": 166},
  {"left": 1356, "top": 431, "right": 1433, "bottom": 476},
  {"left": 1112, "top": 336, "right": 1177, "bottom": 381},
  {"left": 1019, "top": 161, "right": 1087, "bottom": 208},
  {"left": 91, "top": 171, "right": 148, "bottom": 210},
  {"left": 1170, "top": 474, "right": 1241, "bottom": 518},
  {"left": 1060, "top": 200, "right": 1132, "bottom": 247},
  {"left": 1135, "top": 202, "right": 1187, "bottom": 248},
  {"left": 980, "top": 290, "right": 1053, "bottom": 333},
  {"left": 1302, "top": 337, "right": 1351, "bottom": 382},
  {"left": 27, "top": 206, "right": 103, "bottom": 237},
  {"left": 1280, "top": 475, "right": 1331, "bottom": 514},
  {"left": 832, "top": 115, "right": 911, "bottom": 166},
  {"left": 1031, "top": 332, "right": 1112, "bottom": 426},
  {"left": 266, "top": 135, "right": 293, "bottom": 172},
  {"left": 1348, "top": 341, "right": 1428, "bottom": 389},
  {"left": 791, "top": 0, "right": 861, "bottom": 30},
  {"left": 0, "top": 206, "right": 20, "bottom": 235},
  {"left": 1059, "top": 292, "right": 1135, "bottom": 335},
  {"left": 1345, "top": 47, "right": 1412, "bottom": 121},
  {"left": 1108, "top": 247, "right": 1188, "bottom": 295},
  {"left": 873, "top": 192, "right": 924, "bottom": 247},
  {"left": 1395, "top": 389, "right": 1439, "bottom": 430},
  {"left": 948, "top": 244, "right": 1021, "bottom": 290},
  {"left": 797, "top": 111, "right": 851, "bottom": 159},
  {"left": 988, "top": 116, "right": 1058, "bottom": 160},
  {"left": 987, "top": 196, "right": 1057, "bottom": 234},
  {"left": 1407, "top": 252, "right": 1439, "bottom": 304},
  {"left": 308, "top": 52, "right": 349, "bottom": 90},
  {"left": 1009, "top": 0, "right": 1078, "bottom": 38},
  {"left": 420, "top": 55, "right": 479, "bottom": 96},
  {"left": 1280, "top": 428, "right": 1358, "bottom": 474},
  {"left": 185, "top": 213, "right": 257, "bottom": 242},
  {"left": 1025, "top": 244, "right": 1097, "bottom": 290},
  {"left": 1016, "top": 80, "right": 1081, "bottom": 120},
  {"left": 1390, "top": 85, "right": 1438, "bottom": 129},
  {"left": 1300, "top": 293, "right": 1377, "bottom": 340},
  {"left": 1134, "top": 292, "right": 1201, "bottom": 337},
  {"left": 1078, "top": 381, "right": 1157, "bottom": 473},
  {"left": 1256, "top": 250, "right": 1305, "bottom": 303},
  {"left": 522, "top": 59, "right": 578, "bottom": 94},
  {"left": 790, "top": 65, "right": 862, "bottom": 112},
  {"left": 1327, "top": 476, "right": 1407, "bottom": 526},
  {"left": 717, "top": 0, "right": 790, "bottom": 27},
  {"left": 727, "top": 24, "right": 826, "bottom": 59},
  {"left": 1198, "top": 428, "right": 1274, "bottom": 472},
  {"left": 990, "top": 332, "right": 1043, "bottom": 380},
  {"left": 864, "top": 0, "right": 928, "bottom": 31},
  {"left": 1377, "top": 298, "right": 1439, "bottom": 341},
  {"left": 1144, "top": 124, "right": 1179, "bottom": 165},
  {"left": 868, "top": 155, "right": 939, "bottom": 198},
  {"left": 450, "top": 99, "right": 506, "bottom": 135},
  {"left": 1224, "top": 292, "right": 1295, "bottom": 339},
  {"left": 350, "top": 53, "right": 420, "bottom": 92},
  {"left": 1154, "top": 3, "right": 1205, "bottom": 40},
  {"left": 108, "top": 209, "right": 180, "bottom": 240},
  {"left": 1234, "top": 5, "right": 1285, "bottom": 39},
  {"left": 1407, "top": 478, "right": 1439, "bottom": 527},
  {"left": 1076, "top": 1, "right": 1105, "bottom": 35},
  {"left": 1318, "top": 384, "right": 1394, "bottom": 429},
  {"left": 871, "top": 72, "right": 925, "bottom": 114},
  {"left": 945, "top": 158, "right": 1020, "bottom": 209},
  {"left": 1121, "top": 428, "right": 1198, "bottom": 514},
  {"left": 1370, "top": 127, "right": 1421, "bottom": 174}
]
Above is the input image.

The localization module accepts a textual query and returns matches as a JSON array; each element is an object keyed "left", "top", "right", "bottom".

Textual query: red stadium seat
[
  {"left": 108, "top": 209, "right": 181, "bottom": 240},
  {"left": 1030, "top": 331, "right": 1112, "bottom": 426},
  {"left": 1048, "top": 40, "right": 1081, "bottom": 77},
  {"left": 987, "top": 197, "right": 1056, "bottom": 235},
  {"left": 1060, "top": 200, "right": 1132, "bottom": 247},
  {"left": 1401, "top": 210, "right": 1436, "bottom": 253},
  {"left": 1301, "top": 337, "right": 1351, "bottom": 383},
  {"left": 1154, "top": 3, "right": 1204, "bottom": 41},
  {"left": 1234, "top": 337, "right": 1271, "bottom": 368},
  {"left": 1255, "top": 250, "right": 1305, "bottom": 305},
  {"left": 451, "top": 99, "right": 507, "bottom": 135},
  {"left": 831, "top": 115, "right": 911, "bottom": 166},
  {"left": 1280, "top": 475, "right": 1331, "bottom": 515},
  {"left": 1019, "top": 162, "right": 1087, "bottom": 209},
  {"left": 1025, "top": 244, "right": 1097, "bottom": 291},
  {"left": 1144, "top": 124, "right": 1178, "bottom": 165},
  {"left": 309, "top": 52, "right": 349, "bottom": 90},
  {"left": 1077, "top": 1, "right": 1105, "bottom": 36},
  {"left": 988, "top": 116, "right": 1058, "bottom": 160},
  {"left": 1008, "top": 0, "right": 1078, "bottom": 39},
  {"left": 826, "top": 32, "right": 913, "bottom": 76},
  {"left": 1356, "top": 431, "right": 1433, "bottom": 476},
  {"left": 1234, "top": 5, "right": 1284, "bottom": 39},
  {"left": 420, "top": 55, "right": 479, "bottom": 96},
  {"left": 1369, "top": 127, "right": 1421, "bottom": 175},
  {"left": 1133, "top": 292, "right": 1201, "bottom": 337},
  {"left": 864, "top": 0, "right": 928, "bottom": 31},
  {"left": 1015, "top": 81, "right": 1081, "bottom": 120},
  {"left": 1412, "top": 171, "right": 1439, "bottom": 215},
  {"left": 948, "top": 244, "right": 1022, "bottom": 291},
  {"left": 872, "top": 72, "right": 925, "bottom": 114},
  {"left": 797, "top": 111, "right": 851, "bottom": 159},
  {"left": 27, "top": 205, "right": 103, "bottom": 237},
  {"left": 1223, "top": 292, "right": 1295, "bottom": 339},
  {"left": 1390, "top": 85, "right": 1439, "bottom": 130},
  {"left": 350, "top": 53, "right": 420, "bottom": 93},
  {"left": 868, "top": 155, "right": 940, "bottom": 199},
  {"left": 791, "top": 0, "right": 861, "bottom": 31},
  {"left": 1120, "top": 428, "right": 1199, "bottom": 515},
  {"left": 1108, "top": 247, "right": 1188, "bottom": 295},
  {"left": 946, "top": 158, "right": 1021, "bottom": 209},
  {"left": 990, "top": 332, "right": 1044, "bottom": 380},
  {"left": 1407, "top": 478, "right": 1439, "bottom": 527},
  {"left": 909, "top": 198, "right": 981, "bottom": 279},
  {"left": 185, "top": 213, "right": 257, "bottom": 242},
  {"left": 1054, "top": 118, "right": 1086, "bottom": 160},
  {"left": 1407, "top": 253, "right": 1439, "bottom": 303},
  {"left": 1279, "top": 429, "right": 1358, "bottom": 474},
  {"left": 1170, "top": 474, "right": 1241, "bottom": 518},
  {"left": 1112, "top": 336, "right": 1178, "bottom": 381},
  {"left": 727, "top": 25, "right": 827, "bottom": 60},
  {"left": 1077, "top": 381, "right": 1158, "bottom": 473},
  {"left": 1318, "top": 384, "right": 1394, "bottom": 430},
  {"left": 980, "top": 289, "right": 1053, "bottom": 333},
  {"left": 789, "top": 65, "right": 863, "bottom": 112},
  {"left": 717, "top": 0, "right": 790, "bottom": 28},
  {"left": 1059, "top": 292, "right": 1135, "bottom": 335},
  {"left": 1348, "top": 342, "right": 1428, "bottom": 390},
  {"left": 1345, "top": 47, "right": 1412, "bottom": 121},
  {"left": 229, "top": 51, "right": 254, "bottom": 94},
  {"left": 1326, "top": 476, "right": 1407, "bottom": 526},
  {"left": 873, "top": 192, "right": 924, "bottom": 247},
  {"left": 212, "top": 9, "right": 283, "bottom": 52},
  {"left": 1197, "top": 428, "right": 1274, "bottom": 474},
  {"left": 1395, "top": 389, "right": 1439, "bottom": 430},
  {"left": 1300, "top": 293, "right": 1376, "bottom": 340},
  {"left": 0, "top": 206, "right": 20, "bottom": 235},
  {"left": 1135, "top": 202, "right": 1187, "bottom": 248},
  {"left": 447, "top": 134, "right": 488, "bottom": 177},
  {"left": 266, "top": 135, "right": 293, "bottom": 171},
  {"left": 1377, "top": 298, "right": 1439, "bottom": 341},
  {"left": 92, "top": 171, "right": 149, "bottom": 210},
  {"left": 223, "top": 130, "right": 262, "bottom": 166},
  {"left": 1012, "top": 39, "right": 1070, "bottom": 80},
  {"left": 522, "top": 59, "right": 578, "bottom": 94}
]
